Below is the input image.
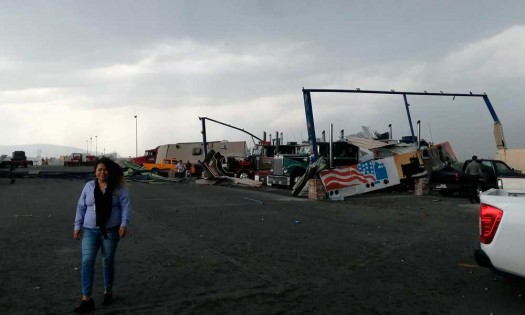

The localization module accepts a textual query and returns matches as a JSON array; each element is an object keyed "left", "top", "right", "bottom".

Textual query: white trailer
[{"left": 155, "top": 141, "right": 248, "bottom": 165}]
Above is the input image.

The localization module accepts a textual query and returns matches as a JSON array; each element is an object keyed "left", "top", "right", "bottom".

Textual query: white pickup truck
[
  {"left": 475, "top": 188, "right": 525, "bottom": 278},
  {"left": 497, "top": 176, "right": 525, "bottom": 190}
]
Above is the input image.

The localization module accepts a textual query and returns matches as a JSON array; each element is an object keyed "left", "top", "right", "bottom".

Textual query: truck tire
[
  {"left": 236, "top": 170, "right": 250, "bottom": 179},
  {"left": 289, "top": 170, "right": 306, "bottom": 188}
]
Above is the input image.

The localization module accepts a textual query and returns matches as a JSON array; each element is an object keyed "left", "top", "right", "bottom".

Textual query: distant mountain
[{"left": 0, "top": 144, "right": 87, "bottom": 158}]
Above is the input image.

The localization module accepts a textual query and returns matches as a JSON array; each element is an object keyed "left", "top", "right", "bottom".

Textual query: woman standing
[{"left": 73, "top": 157, "right": 131, "bottom": 313}]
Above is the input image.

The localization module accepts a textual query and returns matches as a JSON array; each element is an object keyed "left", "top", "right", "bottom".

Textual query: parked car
[{"left": 429, "top": 159, "right": 525, "bottom": 196}]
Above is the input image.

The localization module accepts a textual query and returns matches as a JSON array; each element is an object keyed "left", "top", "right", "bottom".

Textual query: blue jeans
[{"left": 81, "top": 227, "right": 120, "bottom": 296}]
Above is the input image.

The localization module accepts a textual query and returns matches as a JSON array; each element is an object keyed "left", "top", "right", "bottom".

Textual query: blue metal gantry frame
[{"left": 302, "top": 88, "right": 505, "bottom": 161}]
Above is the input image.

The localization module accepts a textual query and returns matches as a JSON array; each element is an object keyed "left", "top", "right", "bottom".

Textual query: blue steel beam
[
  {"left": 482, "top": 95, "right": 500, "bottom": 123},
  {"left": 303, "top": 91, "right": 319, "bottom": 161},
  {"left": 302, "top": 88, "right": 486, "bottom": 98}
]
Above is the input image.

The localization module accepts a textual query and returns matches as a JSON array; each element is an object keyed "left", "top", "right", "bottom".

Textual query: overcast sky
[{"left": 1, "top": 0, "right": 524, "bottom": 159}]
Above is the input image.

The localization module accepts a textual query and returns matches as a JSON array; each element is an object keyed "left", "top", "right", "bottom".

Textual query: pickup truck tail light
[{"left": 480, "top": 204, "right": 503, "bottom": 244}]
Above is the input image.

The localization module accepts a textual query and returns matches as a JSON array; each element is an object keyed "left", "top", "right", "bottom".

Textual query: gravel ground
[{"left": 1, "top": 177, "right": 524, "bottom": 314}]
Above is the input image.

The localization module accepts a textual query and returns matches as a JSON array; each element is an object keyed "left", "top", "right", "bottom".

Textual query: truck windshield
[
  {"left": 494, "top": 161, "right": 514, "bottom": 175},
  {"left": 298, "top": 146, "right": 310, "bottom": 155}
]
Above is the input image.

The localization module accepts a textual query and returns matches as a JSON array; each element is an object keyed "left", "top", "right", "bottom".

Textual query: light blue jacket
[{"left": 74, "top": 180, "right": 131, "bottom": 231}]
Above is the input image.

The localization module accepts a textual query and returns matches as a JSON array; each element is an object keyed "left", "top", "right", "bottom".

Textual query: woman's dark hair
[{"left": 94, "top": 157, "right": 125, "bottom": 190}]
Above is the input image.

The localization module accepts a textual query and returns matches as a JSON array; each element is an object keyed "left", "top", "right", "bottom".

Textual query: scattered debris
[
  {"left": 242, "top": 197, "right": 264, "bottom": 205},
  {"left": 195, "top": 177, "right": 262, "bottom": 188}
]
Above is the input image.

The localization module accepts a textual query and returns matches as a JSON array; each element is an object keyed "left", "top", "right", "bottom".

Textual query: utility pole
[{"left": 134, "top": 115, "right": 138, "bottom": 157}]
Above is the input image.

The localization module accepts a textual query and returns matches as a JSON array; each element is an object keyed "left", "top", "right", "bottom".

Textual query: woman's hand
[
  {"left": 119, "top": 226, "right": 127, "bottom": 238},
  {"left": 73, "top": 230, "right": 81, "bottom": 240}
]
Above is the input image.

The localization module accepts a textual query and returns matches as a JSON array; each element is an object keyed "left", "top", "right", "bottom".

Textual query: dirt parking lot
[{"left": 1, "top": 177, "right": 525, "bottom": 314}]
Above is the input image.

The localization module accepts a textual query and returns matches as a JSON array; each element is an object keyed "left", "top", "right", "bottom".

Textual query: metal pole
[
  {"left": 134, "top": 115, "right": 138, "bottom": 157},
  {"left": 417, "top": 120, "right": 421, "bottom": 150},
  {"left": 200, "top": 117, "right": 208, "bottom": 157},
  {"left": 483, "top": 95, "right": 506, "bottom": 150},
  {"left": 90, "top": 137, "right": 92, "bottom": 155},
  {"left": 86, "top": 140, "right": 88, "bottom": 154},
  {"left": 329, "top": 124, "right": 334, "bottom": 168},
  {"left": 95, "top": 136, "right": 98, "bottom": 156},
  {"left": 303, "top": 90, "right": 318, "bottom": 161},
  {"left": 302, "top": 88, "right": 486, "bottom": 97},
  {"left": 402, "top": 94, "right": 416, "bottom": 142},
  {"left": 198, "top": 116, "right": 263, "bottom": 142}
]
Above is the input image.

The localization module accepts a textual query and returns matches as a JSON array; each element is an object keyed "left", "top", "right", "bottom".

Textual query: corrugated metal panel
[
  {"left": 346, "top": 137, "right": 390, "bottom": 149},
  {"left": 347, "top": 136, "right": 418, "bottom": 156},
  {"left": 388, "top": 144, "right": 419, "bottom": 155}
]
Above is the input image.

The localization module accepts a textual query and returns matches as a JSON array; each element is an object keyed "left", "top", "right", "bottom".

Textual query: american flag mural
[{"left": 319, "top": 157, "right": 400, "bottom": 200}]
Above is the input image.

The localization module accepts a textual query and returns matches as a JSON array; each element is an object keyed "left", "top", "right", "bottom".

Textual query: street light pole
[
  {"left": 134, "top": 115, "right": 138, "bottom": 157},
  {"left": 90, "top": 137, "right": 92, "bottom": 155},
  {"left": 95, "top": 136, "right": 98, "bottom": 156},
  {"left": 86, "top": 140, "right": 88, "bottom": 154}
]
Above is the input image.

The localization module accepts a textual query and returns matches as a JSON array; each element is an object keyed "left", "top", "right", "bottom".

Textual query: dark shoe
[
  {"left": 102, "top": 292, "right": 113, "bottom": 306},
  {"left": 73, "top": 299, "right": 94, "bottom": 313}
]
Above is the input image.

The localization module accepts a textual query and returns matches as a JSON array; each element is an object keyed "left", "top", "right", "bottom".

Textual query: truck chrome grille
[{"left": 273, "top": 158, "right": 284, "bottom": 175}]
